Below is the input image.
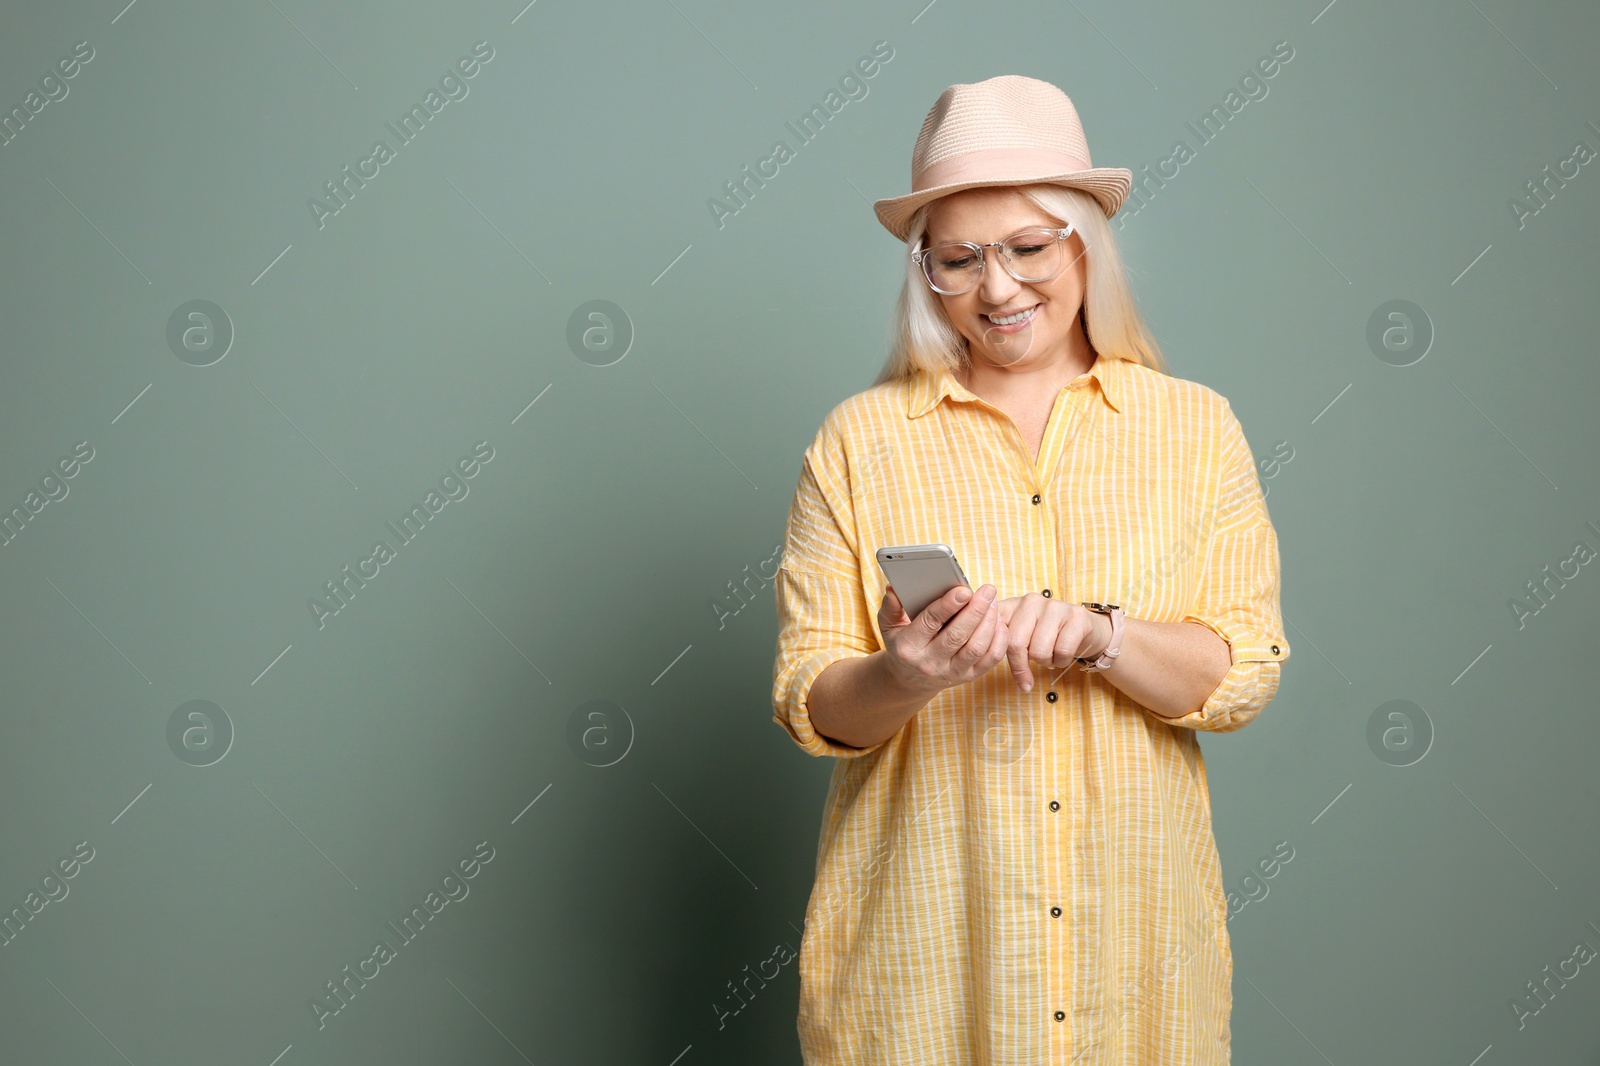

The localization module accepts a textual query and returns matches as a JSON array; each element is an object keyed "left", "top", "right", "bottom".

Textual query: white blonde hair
[{"left": 872, "top": 184, "right": 1167, "bottom": 384}]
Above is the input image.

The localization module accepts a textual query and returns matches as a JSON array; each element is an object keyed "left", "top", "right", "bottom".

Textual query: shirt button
[
  {"left": 1271, "top": 645, "right": 1281, "bottom": 655},
  {"left": 1048, "top": 800, "right": 1060, "bottom": 811},
  {"left": 1050, "top": 906, "right": 1062, "bottom": 917},
  {"left": 1031, "top": 493, "right": 1041, "bottom": 505},
  {"left": 1045, "top": 691, "right": 1057, "bottom": 703},
  {"left": 1054, "top": 1010, "right": 1066, "bottom": 1022},
  {"left": 1042, "top": 589, "right": 1051, "bottom": 598}
]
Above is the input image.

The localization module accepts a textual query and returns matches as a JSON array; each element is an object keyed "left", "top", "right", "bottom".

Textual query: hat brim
[{"left": 873, "top": 168, "right": 1133, "bottom": 243}]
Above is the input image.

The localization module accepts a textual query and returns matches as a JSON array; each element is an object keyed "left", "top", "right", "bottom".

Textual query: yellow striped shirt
[{"left": 771, "top": 353, "right": 1289, "bottom": 1065}]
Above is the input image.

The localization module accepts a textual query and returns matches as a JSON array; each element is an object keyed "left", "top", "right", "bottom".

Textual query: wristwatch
[{"left": 1075, "top": 602, "right": 1125, "bottom": 671}]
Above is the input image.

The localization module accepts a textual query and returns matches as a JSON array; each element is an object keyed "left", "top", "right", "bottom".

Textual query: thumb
[{"left": 908, "top": 584, "right": 974, "bottom": 644}]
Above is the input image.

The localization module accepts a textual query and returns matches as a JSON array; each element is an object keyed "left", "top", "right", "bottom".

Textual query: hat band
[{"left": 912, "top": 146, "right": 1093, "bottom": 193}]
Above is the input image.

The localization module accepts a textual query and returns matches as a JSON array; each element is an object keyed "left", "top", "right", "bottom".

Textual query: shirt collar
[{"left": 906, "top": 353, "right": 1125, "bottom": 419}]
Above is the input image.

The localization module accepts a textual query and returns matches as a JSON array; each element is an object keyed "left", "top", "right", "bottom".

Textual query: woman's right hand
[{"left": 877, "top": 583, "right": 1011, "bottom": 695}]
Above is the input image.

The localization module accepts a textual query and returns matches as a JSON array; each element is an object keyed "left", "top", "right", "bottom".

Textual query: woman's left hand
[{"left": 994, "top": 593, "right": 1105, "bottom": 692}]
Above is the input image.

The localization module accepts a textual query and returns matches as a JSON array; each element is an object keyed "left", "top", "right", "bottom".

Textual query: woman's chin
[{"left": 975, "top": 323, "right": 1040, "bottom": 366}]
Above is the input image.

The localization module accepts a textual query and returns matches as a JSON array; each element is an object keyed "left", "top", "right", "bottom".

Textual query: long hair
[{"left": 872, "top": 184, "right": 1168, "bottom": 385}]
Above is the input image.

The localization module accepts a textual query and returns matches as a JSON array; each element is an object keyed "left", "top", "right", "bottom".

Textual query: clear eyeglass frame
[{"left": 910, "top": 224, "right": 1077, "bottom": 296}]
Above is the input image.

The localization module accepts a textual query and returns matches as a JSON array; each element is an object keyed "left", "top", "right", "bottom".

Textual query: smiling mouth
[{"left": 985, "top": 304, "right": 1038, "bottom": 326}]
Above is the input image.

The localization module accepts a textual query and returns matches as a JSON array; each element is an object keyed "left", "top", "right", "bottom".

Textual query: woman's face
[{"left": 923, "top": 187, "right": 1089, "bottom": 370}]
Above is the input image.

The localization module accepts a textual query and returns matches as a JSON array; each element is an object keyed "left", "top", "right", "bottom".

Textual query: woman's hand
[
  {"left": 994, "top": 593, "right": 1105, "bottom": 692},
  {"left": 877, "top": 583, "right": 1011, "bottom": 696}
]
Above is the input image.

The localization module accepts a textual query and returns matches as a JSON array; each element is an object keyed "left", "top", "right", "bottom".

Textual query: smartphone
[{"left": 875, "top": 543, "right": 972, "bottom": 621}]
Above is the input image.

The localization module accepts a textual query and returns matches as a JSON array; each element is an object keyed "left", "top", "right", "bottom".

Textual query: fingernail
[
  {"left": 980, "top": 586, "right": 996, "bottom": 602},
  {"left": 1020, "top": 681, "right": 1032, "bottom": 693},
  {"left": 953, "top": 587, "right": 972, "bottom": 603}
]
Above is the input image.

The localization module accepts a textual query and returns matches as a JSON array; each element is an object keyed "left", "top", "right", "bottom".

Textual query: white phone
[{"left": 875, "top": 543, "right": 972, "bottom": 621}]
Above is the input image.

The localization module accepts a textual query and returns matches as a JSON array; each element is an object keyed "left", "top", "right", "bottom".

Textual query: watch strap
[{"left": 1076, "top": 602, "right": 1125, "bottom": 671}]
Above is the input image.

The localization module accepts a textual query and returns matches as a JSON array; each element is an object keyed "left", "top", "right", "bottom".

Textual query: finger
[
  {"left": 957, "top": 591, "right": 1001, "bottom": 670},
  {"left": 1056, "top": 606, "right": 1100, "bottom": 669},
  {"left": 880, "top": 585, "right": 910, "bottom": 628},
  {"left": 994, "top": 595, "right": 1020, "bottom": 625},
  {"left": 1010, "top": 648, "right": 1034, "bottom": 691},
  {"left": 1051, "top": 614, "right": 1083, "bottom": 669},
  {"left": 985, "top": 609, "right": 1012, "bottom": 677},
  {"left": 1005, "top": 605, "right": 1036, "bottom": 691},
  {"left": 1030, "top": 602, "right": 1071, "bottom": 666}
]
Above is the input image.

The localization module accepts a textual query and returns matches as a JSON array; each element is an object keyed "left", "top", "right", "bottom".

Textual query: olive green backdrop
[{"left": 1, "top": 0, "right": 1597, "bottom": 1062}]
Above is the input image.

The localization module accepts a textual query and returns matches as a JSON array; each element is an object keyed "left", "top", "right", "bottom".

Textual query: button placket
[{"left": 1035, "top": 385, "right": 1088, "bottom": 1052}]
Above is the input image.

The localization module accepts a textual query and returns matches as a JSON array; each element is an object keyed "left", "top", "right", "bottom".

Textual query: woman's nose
[{"left": 978, "top": 247, "right": 1022, "bottom": 301}]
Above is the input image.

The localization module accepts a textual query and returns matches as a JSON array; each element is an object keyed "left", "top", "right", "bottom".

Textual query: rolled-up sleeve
[
  {"left": 1165, "top": 399, "right": 1290, "bottom": 733},
  {"left": 771, "top": 419, "right": 887, "bottom": 759}
]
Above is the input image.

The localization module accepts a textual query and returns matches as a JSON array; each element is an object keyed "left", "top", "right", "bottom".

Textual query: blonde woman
[{"left": 772, "top": 76, "right": 1290, "bottom": 1065}]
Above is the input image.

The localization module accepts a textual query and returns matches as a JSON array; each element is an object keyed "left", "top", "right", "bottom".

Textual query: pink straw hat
[{"left": 873, "top": 75, "right": 1133, "bottom": 243}]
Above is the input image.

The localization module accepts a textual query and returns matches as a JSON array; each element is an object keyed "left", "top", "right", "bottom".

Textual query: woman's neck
[{"left": 957, "top": 344, "right": 1097, "bottom": 410}]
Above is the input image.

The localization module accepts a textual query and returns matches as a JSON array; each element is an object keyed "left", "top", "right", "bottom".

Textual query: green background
[{"left": 1, "top": 0, "right": 1597, "bottom": 1062}]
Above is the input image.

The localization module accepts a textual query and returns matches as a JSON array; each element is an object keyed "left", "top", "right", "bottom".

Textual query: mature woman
[{"left": 770, "top": 75, "right": 1291, "bottom": 1064}]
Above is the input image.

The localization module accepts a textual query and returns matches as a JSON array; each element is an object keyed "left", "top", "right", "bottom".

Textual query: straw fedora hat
[{"left": 873, "top": 75, "right": 1133, "bottom": 243}]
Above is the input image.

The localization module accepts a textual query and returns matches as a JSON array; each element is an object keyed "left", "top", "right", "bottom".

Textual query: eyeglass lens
[{"left": 921, "top": 229, "right": 1065, "bottom": 295}]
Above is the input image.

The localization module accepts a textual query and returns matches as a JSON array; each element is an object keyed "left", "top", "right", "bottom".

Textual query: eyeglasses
[{"left": 911, "top": 225, "right": 1077, "bottom": 296}]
